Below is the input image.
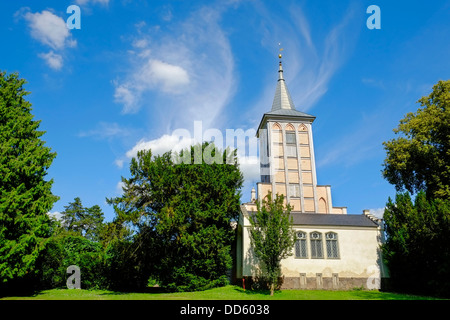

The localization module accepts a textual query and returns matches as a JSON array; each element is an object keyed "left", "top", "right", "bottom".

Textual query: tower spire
[{"left": 271, "top": 45, "right": 295, "bottom": 111}]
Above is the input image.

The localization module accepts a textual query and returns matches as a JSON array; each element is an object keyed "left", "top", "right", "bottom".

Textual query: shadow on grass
[
  {"left": 231, "top": 285, "right": 280, "bottom": 296},
  {"left": 99, "top": 286, "right": 168, "bottom": 296}
]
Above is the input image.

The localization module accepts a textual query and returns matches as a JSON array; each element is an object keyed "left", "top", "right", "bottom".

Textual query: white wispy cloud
[
  {"left": 47, "top": 211, "right": 63, "bottom": 220},
  {"left": 23, "top": 9, "right": 76, "bottom": 50},
  {"left": 38, "top": 51, "right": 63, "bottom": 70},
  {"left": 238, "top": 155, "right": 260, "bottom": 183},
  {"left": 123, "top": 128, "right": 260, "bottom": 183},
  {"left": 113, "top": 5, "right": 235, "bottom": 130},
  {"left": 116, "top": 181, "right": 125, "bottom": 195},
  {"left": 247, "top": 2, "right": 361, "bottom": 118},
  {"left": 78, "top": 122, "right": 132, "bottom": 140},
  {"left": 20, "top": 8, "right": 77, "bottom": 70},
  {"left": 316, "top": 120, "right": 380, "bottom": 169},
  {"left": 125, "top": 133, "right": 195, "bottom": 160}
]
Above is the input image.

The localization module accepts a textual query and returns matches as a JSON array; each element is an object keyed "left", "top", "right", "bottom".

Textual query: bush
[{"left": 36, "top": 234, "right": 108, "bottom": 290}]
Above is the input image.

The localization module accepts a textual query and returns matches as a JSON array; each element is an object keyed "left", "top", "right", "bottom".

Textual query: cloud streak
[
  {"left": 115, "top": 2, "right": 361, "bottom": 190},
  {"left": 75, "top": 0, "right": 109, "bottom": 6},
  {"left": 249, "top": 2, "right": 361, "bottom": 116},
  {"left": 78, "top": 122, "right": 133, "bottom": 140},
  {"left": 113, "top": 5, "right": 235, "bottom": 131}
]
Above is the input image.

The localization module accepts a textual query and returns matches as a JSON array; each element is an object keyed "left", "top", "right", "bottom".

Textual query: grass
[{"left": 0, "top": 285, "right": 442, "bottom": 300}]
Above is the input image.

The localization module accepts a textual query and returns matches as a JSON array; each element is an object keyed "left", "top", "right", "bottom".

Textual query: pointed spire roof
[
  {"left": 265, "top": 57, "right": 315, "bottom": 119},
  {"left": 271, "top": 61, "right": 296, "bottom": 111},
  {"left": 257, "top": 56, "right": 315, "bottom": 135}
]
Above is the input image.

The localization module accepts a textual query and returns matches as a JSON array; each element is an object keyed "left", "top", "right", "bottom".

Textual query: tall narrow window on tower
[
  {"left": 286, "top": 131, "right": 296, "bottom": 144},
  {"left": 289, "top": 184, "right": 300, "bottom": 198}
]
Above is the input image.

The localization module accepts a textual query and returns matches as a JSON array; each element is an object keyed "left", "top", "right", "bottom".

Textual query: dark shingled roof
[
  {"left": 289, "top": 213, "right": 379, "bottom": 228},
  {"left": 241, "top": 205, "right": 379, "bottom": 228}
]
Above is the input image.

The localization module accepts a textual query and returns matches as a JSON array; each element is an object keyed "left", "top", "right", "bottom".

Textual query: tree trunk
[{"left": 270, "top": 283, "right": 274, "bottom": 296}]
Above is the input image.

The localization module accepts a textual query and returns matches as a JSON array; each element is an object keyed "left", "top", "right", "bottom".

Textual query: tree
[
  {"left": 106, "top": 142, "right": 243, "bottom": 291},
  {"left": 60, "top": 197, "right": 105, "bottom": 242},
  {"left": 382, "top": 192, "right": 450, "bottom": 297},
  {"left": 382, "top": 80, "right": 450, "bottom": 200},
  {"left": 36, "top": 198, "right": 108, "bottom": 290},
  {"left": 36, "top": 233, "right": 108, "bottom": 290},
  {"left": 381, "top": 80, "right": 450, "bottom": 297},
  {"left": 0, "top": 72, "right": 58, "bottom": 287},
  {"left": 248, "top": 192, "right": 295, "bottom": 296}
]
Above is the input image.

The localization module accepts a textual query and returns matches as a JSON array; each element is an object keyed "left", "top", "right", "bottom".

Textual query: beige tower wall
[{"left": 254, "top": 121, "right": 346, "bottom": 214}]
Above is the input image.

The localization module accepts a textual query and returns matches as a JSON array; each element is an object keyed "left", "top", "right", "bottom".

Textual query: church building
[{"left": 235, "top": 56, "right": 388, "bottom": 290}]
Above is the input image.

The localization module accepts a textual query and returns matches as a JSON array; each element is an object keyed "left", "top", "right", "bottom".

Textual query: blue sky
[{"left": 1, "top": 0, "right": 449, "bottom": 221}]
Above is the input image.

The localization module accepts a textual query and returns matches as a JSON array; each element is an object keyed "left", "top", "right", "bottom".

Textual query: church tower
[
  {"left": 235, "top": 54, "right": 386, "bottom": 290},
  {"left": 255, "top": 56, "right": 346, "bottom": 214}
]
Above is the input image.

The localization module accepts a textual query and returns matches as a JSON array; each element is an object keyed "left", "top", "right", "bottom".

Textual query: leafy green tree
[
  {"left": 107, "top": 142, "right": 243, "bottom": 291},
  {"left": 382, "top": 192, "right": 450, "bottom": 297},
  {"left": 34, "top": 197, "right": 107, "bottom": 290},
  {"left": 248, "top": 192, "right": 295, "bottom": 296},
  {"left": 382, "top": 80, "right": 450, "bottom": 200},
  {"left": 0, "top": 72, "right": 58, "bottom": 287},
  {"left": 60, "top": 197, "right": 105, "bottom": 242},
  {"left": 36, "top": 233, "right": 108, "bottom": 289}
]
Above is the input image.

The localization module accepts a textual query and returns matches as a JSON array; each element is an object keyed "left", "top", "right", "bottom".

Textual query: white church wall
[{"left": 238, "top": 212, "right": 384, "bottom": 290}]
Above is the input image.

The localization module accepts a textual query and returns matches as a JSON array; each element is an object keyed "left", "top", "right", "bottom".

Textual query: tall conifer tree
[{"left": 0, "top": 72, "right": 58, "bottom": 285}]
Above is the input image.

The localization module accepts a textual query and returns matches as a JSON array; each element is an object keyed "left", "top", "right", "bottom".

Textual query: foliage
[
  {"left": 382, "top": 80, "right": 450, "bottom": 200},
  {"left": 0, "top": 71, "right": 58, "bottom": 286},
  {"left": 35, "top": 197, "right": 109, "bottom": 290},
  {"left": 247, "top": 192, "right": 296, "bottom": 296},
  {"left": 36, "top": 233, "right": 108, "bottom": 290},
  {"left": 382, "top": 192, "right": 450, "bottom": 297},
  {"left": 106, "top": 142, "right": 243, "bottom": 291},
  {"left": 381, "top": 80, "right": 450, "bottom": 298},
  {"left": 60, "top": 197, "right": 105, "bottom": 242}
]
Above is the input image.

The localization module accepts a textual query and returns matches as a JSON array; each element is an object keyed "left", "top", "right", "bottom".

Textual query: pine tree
[
  {"left": 0, "top": 72, "right": 58, "bottom": 285},
  {"left": 60, "top": 197, "right": 105, "bottom": 241}
]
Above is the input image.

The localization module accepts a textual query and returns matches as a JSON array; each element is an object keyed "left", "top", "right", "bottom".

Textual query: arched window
[
  {"left": 285, "top": 123, "right": 295, "bottom": 131},
  {"left": 319, "top": 197, "right": 328, "bottom": 213},
  {"left": 295, "top": 231, "right": 308, "bottom": 258},
  {"left": 299, "top": 124, "right": 308, "bottom": 132},
  {"left": 326, "top": 232, "right": 340, "bottom": 259},
  {"left": 272, "top": 123, "right": 282, "bottom": 144},
  {"left": 310, "top": 232, "right": 323, "bottom": 259},
  {"left": 272, "top": 123, "right": 281, "bottom": 130},
  {"left": 285, "top": 124, "right": 297, "bottom": 157}
]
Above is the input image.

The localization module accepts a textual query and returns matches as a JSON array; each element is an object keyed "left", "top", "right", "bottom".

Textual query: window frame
[
  {"left": 288, "top": 184, "right": 300, "bottom": 198},
  {"left": 325, "top": 232, "right": 340, "bottom": 259},
  {"left": 285, "top": 131, "right": 296, "bottom": 145},
  {"left": 310, "top": 231, "right": 324, "bottom": 259},
  {"left": 294, "top": 231, "right": 308, "bottom": 259},
  {"left": 286, "top": 145, "right": 297, "bottom": 157}
]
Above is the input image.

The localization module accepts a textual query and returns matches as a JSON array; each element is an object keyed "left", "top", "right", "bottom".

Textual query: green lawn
[{"left": 0, "top": 285, "right": 442, "bottom": 300}]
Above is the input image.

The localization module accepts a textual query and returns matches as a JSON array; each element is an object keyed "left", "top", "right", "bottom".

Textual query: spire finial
[
  {"left": 277, "top": 43, "right": 284, "bottom": 80},
  {"left": 278, "top": 42, "right": 283, "bottom": 60}
]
